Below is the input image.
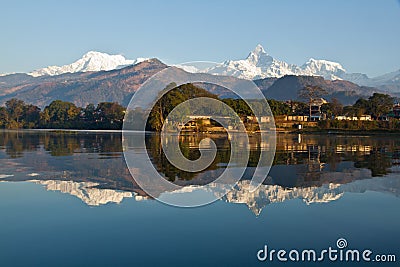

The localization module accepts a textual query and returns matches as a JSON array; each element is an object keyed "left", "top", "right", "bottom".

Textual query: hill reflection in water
[{"left": 1, "top": 130, "right": 399, "bottom": 215}]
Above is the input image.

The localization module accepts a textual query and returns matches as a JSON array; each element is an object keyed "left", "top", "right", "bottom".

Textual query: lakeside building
[
  {"left": 335, "top": 115, "right": 372, "bottom": 121},
  {"left": 309, "top": 98, "right": 328, "bottom": 121},
  {"left": 167, "top": 100, "right": 400, "bottom": 133},
  {"left": 389, "top": 103, "right": 400, "bottom": 118}
]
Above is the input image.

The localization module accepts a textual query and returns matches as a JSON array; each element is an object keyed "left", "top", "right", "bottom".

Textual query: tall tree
[
  {"left": 368, "top": 93, "right": 393, "bottom": 118},
  {"left": 321, "top": 98, "right": 343, "bottom": 118},
  {"left": 96, "top": 102, "right": 125, "bottom": 128},
  {"left": 44, "top": 100, "right": 81, "bottom": 124},
  {"left": 330, "top": 98, "right": 343, "bottom": 117},
  {"left": 0, "top": 107, "right": 9, "bottom": 128},
  {"left": 5, "top": 98, "right": 25, "bottom": 123},
  {"left": 353, "top": 98, "right": 369, "bottom": 117},
  {"left": 298, "top": 85, "right": 327, "bottom": 119},
  {"left": 83, "top": 104, "right": 96, "bottom": 122},
  {"left": 23, "top": 104, "right": 41, "bottom": 127},
  {"left": 40, "top": 109, "right": 50, "bottom": 126}
]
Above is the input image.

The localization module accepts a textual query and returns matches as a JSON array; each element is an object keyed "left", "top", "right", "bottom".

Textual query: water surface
[{"left": 0, "top": 130, "right": 399, "bottom": 266}]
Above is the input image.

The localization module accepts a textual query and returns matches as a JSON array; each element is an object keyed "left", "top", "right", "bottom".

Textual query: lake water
[{"left": 0, "top": 130, "right": 399, "bottom": 267}]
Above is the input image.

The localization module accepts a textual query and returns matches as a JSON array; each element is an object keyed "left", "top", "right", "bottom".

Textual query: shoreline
[
  {"left": 286, "top": 128, "right": 400, "bottom": 135},
  {"left": 2, "top": 128, "right": 400, "bottom": 136}
]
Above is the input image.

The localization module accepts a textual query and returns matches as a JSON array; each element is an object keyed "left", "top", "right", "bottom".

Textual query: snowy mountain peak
[
  {"left": 252, "top": 44, "right": 267, "bottom": 55},
  {"left": 83, "top": 50, "right": 107, "bottom": 57},
  {"left": 301, "top": 58, "right": 347, "bottom": 80},
  {"left": 29, "top": 51, "right": 147, "bottom": 77},
  {"left": 202, "top": 45, "right": 354, "bottom": 81},
  {"left": 304, "top": 58, "right": 346, "bottom": 71},
  {"left": 246, "top": 44, "right": 273, "bottom": 66}
]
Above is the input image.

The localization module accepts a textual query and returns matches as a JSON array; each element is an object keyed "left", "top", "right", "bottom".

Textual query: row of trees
[
  {"left": 145, "top": 83, "right": 307, "bottom": 131},
  {"left": 1, "top": 85, "right": 300, "bottom": 131},
  {"left": 0, "top": 84, "right": 397, "bottom": 130},
  {"left": 346, "top": 93, "right": 394, "bottom": 119},
  {"left": 0, "top": 99, "right": 125, "bottom": 129},
  {"left": 0, "top": 99, "right": 41, "bottom": 129},
  {"left": 223, "top": 98, "right": 300, "bottom": 117},
  {"left": 298, "top": 85, "right": 396, "bottom": 119},
  {"left": 320, "top": 93, "right": 395, "bottom": 119}
]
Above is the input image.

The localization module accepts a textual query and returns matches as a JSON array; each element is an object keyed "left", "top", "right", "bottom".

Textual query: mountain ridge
[
  {"left": 28, "top": 51, "right": 148, "bottom": 77},
  {"left": 1, "top": 45, "right": 399, "bottom": 92},
  {"left": 0, "top": 59, "right": 167, "bottom": 107},
  {"left": 202, "top": 44, "right": 365, "bottom": 82},
  {"left": 0, "top": 47, "right": 395, "bottom": 108}
]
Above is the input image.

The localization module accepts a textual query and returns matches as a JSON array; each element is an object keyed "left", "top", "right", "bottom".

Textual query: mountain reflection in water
[{"left": 0, "top": 130, "right": 399, "bottom": 215}]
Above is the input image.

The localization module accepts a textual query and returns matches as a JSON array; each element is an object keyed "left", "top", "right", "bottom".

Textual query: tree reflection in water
[{"left": 0, "top": 130, "right": 399, "bottom": 191}]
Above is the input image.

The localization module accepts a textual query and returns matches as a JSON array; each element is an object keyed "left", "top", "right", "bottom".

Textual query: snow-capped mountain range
[
  {"left": 198, "top": 44, "right": 388, "bottom": 86},
  {"left": 2, "top": 45, "right": 399, "bottom": 90},
  {"left": 202, "top": 44, "right": 348, "bottom": 80},
  {"left": 202, "top": 45, "right": 400, "bottom": 89},
  {"left": 25, "top": 173, "right": 399, "bottom": 213},
  {"left": 177, "top": 45, "right": 399, "bottom": 89},
  {"left": 30, "top": 180, "right": 134, "bottom": 206},
  {"left": 29, "top": 51, "right": 147, "bottom": 77}
]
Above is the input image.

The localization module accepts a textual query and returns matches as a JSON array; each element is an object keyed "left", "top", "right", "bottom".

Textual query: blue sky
[{"left": 1, "top": 0, "right": 399, "bottom": 77}]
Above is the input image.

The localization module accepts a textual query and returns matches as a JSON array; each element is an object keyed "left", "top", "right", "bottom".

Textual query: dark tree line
[
  {"left": 0, "top": 99, "right": 41, "bottom": 129},
  {"left": 0, "top": 85, "right": 397, "bottom": 131},
  {"left": 344, "top": 93, "right": 394, "bottom": 119},
  {"left": 319, "top": 93, "right": 399, "bottom": 130},
  {"left": 319, "top": 93, "right": 395, "bottom": 119},
  {"left": 0, "top": 99, "right": 125, "bottom": 129}
]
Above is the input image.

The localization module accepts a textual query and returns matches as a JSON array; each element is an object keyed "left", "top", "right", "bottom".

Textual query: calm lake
[{"left": 0, "top": 130, "right": 399, "bottom": 267}]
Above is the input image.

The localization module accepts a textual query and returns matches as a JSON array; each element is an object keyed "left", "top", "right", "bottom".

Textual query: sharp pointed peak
[{"left": 252, "top": 44, "right": 266, "bottom": 54}]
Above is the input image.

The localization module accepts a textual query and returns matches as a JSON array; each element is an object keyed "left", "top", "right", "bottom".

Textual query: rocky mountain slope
[{"left": 0, "top": 59, "right": 167, "bottom": 107}]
